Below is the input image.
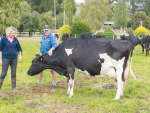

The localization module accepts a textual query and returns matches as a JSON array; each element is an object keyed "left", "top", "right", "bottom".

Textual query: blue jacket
[
  {"left": 40, "top": 33, "right": 58, "bottom": 53},
  {"left": 0, "top": 36, "right": 22, "bottom": 59}
]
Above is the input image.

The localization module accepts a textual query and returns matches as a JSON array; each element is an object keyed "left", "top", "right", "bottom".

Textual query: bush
[
  {"left": 134, "top": 26, "right": 149, "bottom": 38},
  {"left": 105, "top": 27, "right": 113, "bottom": 32},
  {"left": 70, "top": 21, "right": 91, "bottom": 38},
  {"left": 104, "top": 27, "right": 117, "bottom": 39},
  {"left": 126, "top": 27, "right": 134, "bottom": 35},
  {"left": 57, "top": 25, "right": 71, "bottom": 38},
  {"left": 96, "top": 32, "right": 104, "bottom": 36},
  {"left": 104, "top": 32, "right": 117, "bottom": 39}
]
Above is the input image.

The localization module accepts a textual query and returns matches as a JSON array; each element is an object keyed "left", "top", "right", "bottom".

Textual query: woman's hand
[
  {"left": 0, "top": 59, "right": 3, "bottom": 65},
  {"left": 19, "top": 56, "right": 22, "bottom": 62}
]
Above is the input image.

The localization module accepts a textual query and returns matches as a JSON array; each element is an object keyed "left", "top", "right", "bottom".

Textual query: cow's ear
[{"left": 39, "top": 56, "right": 43, "bottom": 62}]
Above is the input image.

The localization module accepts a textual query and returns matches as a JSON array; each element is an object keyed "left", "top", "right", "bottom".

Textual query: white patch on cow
[
  {"left": 98, "top": 53, "right": 125, "bottom": 100},
  {"left": 65, "top": 48, "right": 73, "bottom": 56},
  {"left": 129, "top": 57, "right": 136, "bottom": 80},
  {"left": 98, "top": 60, "right": 100, "bottom": 62},
  {"left": 75, "top": 68, "right": 90, "bottom": 75}
]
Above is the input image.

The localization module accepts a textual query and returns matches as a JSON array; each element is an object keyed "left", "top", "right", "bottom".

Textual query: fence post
[
  {"left": 75, "top": 34, "right": 76, "bottom": 38},
  {"left": 113, "top": 33, "right": 114, "bottom": 40},
  {"left": 35, "top": 32, "right": 36, "bottom": 43}
]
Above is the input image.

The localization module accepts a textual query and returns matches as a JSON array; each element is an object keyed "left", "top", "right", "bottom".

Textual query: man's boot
[
  {"left": 51, "top": 85, "right": 56, "bottom": 92},
  {"left": 0, "top": 79, "right": 4, "bottom": 91},
  {"left": 11, "top": 77, "right": 16, "bottom": 90}
]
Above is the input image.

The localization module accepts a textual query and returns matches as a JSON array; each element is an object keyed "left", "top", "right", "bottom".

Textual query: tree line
[{"left": 0, "top": 0, "right": 150, "bottom": 36}]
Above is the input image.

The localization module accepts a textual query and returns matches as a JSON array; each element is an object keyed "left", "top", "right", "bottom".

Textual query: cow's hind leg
[
  {"left": 114, "top": 70, "right": 124, "bottom": 100},
  {"left": 67, "top": 67, "right": 75, "bottom": 98}
]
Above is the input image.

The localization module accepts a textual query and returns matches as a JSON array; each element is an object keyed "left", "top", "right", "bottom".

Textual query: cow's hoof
[{"left": 114, "top": 97, "right": 120, "bottom": 100}]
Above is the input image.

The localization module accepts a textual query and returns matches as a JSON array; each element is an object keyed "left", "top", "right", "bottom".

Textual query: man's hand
[{"left": 48, "top": 49, "right": 53, "bottom": 56}]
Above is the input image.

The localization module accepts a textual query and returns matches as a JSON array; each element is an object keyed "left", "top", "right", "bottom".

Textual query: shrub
[
  {"left": 104, "top": 27, "right": 117, "bottom": 39},
  {"left": 134, "top": 26, "right": 149, "bottom": 38},
  {"left": 96, "top": 32, "right": 104, "bottom": 36},
  {"left": 57, "top": 25, "right": 71, "bottom": 38},
  {"left": 104, "top": 32, "right": 117, "bottom": 39},
  {"left": 70, "top": 21, "right": 91, "bottom": 38},
  {"left": 126, "top": 27, "right": 134, "bottom": 35}
]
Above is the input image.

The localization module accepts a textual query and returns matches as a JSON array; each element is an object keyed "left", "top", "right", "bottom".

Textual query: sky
[{"left": 75, "top": 0, "right": 85, "bottom": 4}]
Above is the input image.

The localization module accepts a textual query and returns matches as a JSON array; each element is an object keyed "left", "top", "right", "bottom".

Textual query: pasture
[{"left": 0, "top": 37, "right": 150, "bottom": 113}]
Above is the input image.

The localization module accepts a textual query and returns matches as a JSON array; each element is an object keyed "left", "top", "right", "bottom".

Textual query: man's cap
[{"left": 43, "top": 25, "right": 50, "bottom": 30}]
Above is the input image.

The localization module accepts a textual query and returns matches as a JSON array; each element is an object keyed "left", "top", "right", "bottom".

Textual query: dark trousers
[{"left": 0, "top": 58, "right": 17, "bottom": 79}]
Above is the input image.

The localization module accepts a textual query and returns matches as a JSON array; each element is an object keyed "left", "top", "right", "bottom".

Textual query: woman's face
[
  {"left": 9, "top": 31, "right": 16, "bottom": 38},
  {"left": 44, "top": 30, "right": 50, "bottom": 36}
]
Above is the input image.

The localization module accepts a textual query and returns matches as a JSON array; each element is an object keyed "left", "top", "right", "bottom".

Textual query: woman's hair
[{"left": 6, "top": 26, "right": 17, "bottom": 37}]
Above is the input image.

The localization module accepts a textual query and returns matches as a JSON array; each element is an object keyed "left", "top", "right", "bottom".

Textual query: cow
[
  {"left": 27, "top": 38, "right": 136, "bottom": 100},
  {"left": 81, "top": 33, "right": 105, "bottom": 38},
  {"left": 141, "top": 35, "right": 150, "bottom": 56},
  {"left": 120, "top": 34, "right": 141, "bottom": 51},
  {"left": 53, "top": 33, "right": 60, "bottom": 44},
  {"left": 62, "top": 34, "right": 69, "bottom": 41}
]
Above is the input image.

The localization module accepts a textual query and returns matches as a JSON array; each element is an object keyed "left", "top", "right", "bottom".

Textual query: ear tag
[{"left": 41, "top": 58, "right": 43, "bottom": 61}]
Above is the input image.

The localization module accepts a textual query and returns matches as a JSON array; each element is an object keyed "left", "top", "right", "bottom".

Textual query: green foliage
[
  {"left": 62, "top": 0, "right": 76, "bottom": 25},
  {"left": 26, "top": 0, "right": 62, "bottom": 14},
  {"left": 143, "top": 0, "right": 150, "bottom": 17},
  {"left": 58, "top": 25, "right": 71, "bottom": 38},
  {"left": 40, "top": 11, "right": 55, "bottom": 30},
  {"left": 127, "top": 20, "right": 132, "bottom": 28},
  {"left": 126, "top": 27, "right": 134, "bottom": 35},
  {"left": 104, "top": 27, "right": 117, "bottom": 39},
  {"left": 56, "top": 12, "right": 63, "bottom": 28},
  {"left": 78, "top": 0, "right": 110, "bottom": 31},
  {"left": 134, "top": 26, "right": 149, "bottom": 38},
  {"left": 113, "top": 0, "right": 129, "bottom": 28},
  {"left": 70, "top": 21, "right": 91, "bottom": 36},
  {"left": 96, "top": 32, "right": 104, "bottom": 36},
  {"left": 131, "top": 11, "right": 150, "bottom": 30},
  {"left": 0, "top": 1, "right": 21, "bottom": 33}
]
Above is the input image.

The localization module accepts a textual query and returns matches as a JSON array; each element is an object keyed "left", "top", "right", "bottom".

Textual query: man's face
[{"left": 44, "top": 30, "right": 50, "bottom": 36}]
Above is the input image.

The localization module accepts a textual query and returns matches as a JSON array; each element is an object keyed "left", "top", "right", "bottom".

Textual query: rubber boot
[
  {"left": 11, "top": 77, "right": 16, "bottom": 90},
  {"left": 0, "top": 79, "right": 4, "bottom": 91},
  {"left": 51, "top": 85, "right": 56, "bottom": 92}
]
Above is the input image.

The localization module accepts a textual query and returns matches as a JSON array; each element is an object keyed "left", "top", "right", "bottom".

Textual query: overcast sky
[{"left": 75, "top": 0, "right": 84, "bottom": 4}]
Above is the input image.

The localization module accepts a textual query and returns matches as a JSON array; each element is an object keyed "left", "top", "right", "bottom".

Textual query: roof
[{"left": 104, "top": 21, "right": 115, "bottom": 25}]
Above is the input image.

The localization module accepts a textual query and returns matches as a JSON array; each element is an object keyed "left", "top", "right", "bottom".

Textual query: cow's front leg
[{"left": 67, "top": 67, "right": 75, "bottom": 98}]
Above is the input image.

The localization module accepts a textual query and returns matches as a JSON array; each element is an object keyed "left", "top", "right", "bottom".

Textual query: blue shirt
[
  {"left": 40, "top": 33, "right": 58, "bottom": 53},
  {"left": 0, "top": 36, "right": 22, "bottom": 59}
]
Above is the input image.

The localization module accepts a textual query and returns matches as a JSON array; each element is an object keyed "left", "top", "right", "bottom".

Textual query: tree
[
  {"left": 143, "top": 0, "right": 150, "bottom": 17},
  {"left": 113, "top": 0, "right": 129, "bottom": 29},
  {"left": 77, "top": 0, "right": 110, "bottom": 31},
  {"left": 131, "top": 11, "right": 150, "bottom": 29},
  {"left": 0, "top": 1, "right": 21, "bottom": 34},
  {"left": 62, "top": 0, "right": 76, "bottom": 25},
  {"left": 21, "top": 11, "right": 41, "bottom": 36},
  {"left": 40, "top": 11, "right": 55, "bottom": 30},
  {"left": 18, "top": 1, "right": 31, "bottom": 33}
]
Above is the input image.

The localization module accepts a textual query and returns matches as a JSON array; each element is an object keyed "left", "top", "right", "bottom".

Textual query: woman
[
  {"left": 0, "top": 26, "right": 22, "bottom": 91},
  {"left": 37, "top": 25, "right": 58, "bottom": 92}
]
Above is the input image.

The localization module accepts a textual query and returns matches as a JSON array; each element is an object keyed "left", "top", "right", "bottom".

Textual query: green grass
[{"left": 0, "top": 37, "right": 150, "bottom": 113}]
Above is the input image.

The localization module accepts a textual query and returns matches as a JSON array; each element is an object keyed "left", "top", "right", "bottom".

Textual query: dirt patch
[
  {"left": 0, "top": 75, "right": 116, "bottom": 98},
  {"left": 0, "top": 75, "right": 95, "bottom": 98}
]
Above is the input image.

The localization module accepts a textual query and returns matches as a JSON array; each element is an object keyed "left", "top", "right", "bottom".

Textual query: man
[{"left": 37, "top": 25, "right": 58, "bottom": 92}]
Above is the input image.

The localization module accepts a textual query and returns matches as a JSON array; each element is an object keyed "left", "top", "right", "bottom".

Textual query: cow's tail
[{"left": 129, "top": 49, "right": 136, "bottom": 80}]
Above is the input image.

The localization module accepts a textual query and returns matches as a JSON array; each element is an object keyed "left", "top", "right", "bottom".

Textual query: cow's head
[
  {"left": 62, "top": 34, "right": 69, "bottom": 41},
  {"left": 27, "top": 54, "right": 45, "bottom": 76}
]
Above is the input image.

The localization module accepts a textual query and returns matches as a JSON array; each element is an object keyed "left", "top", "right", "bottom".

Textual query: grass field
[{"left": 0, "top": 37, "right": 150, "bottom": 113}]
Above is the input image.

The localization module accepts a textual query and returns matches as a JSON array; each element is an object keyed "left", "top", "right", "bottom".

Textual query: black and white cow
[
  {"left": 62, "top": 34, "right": 69, "bottom": 41},
  {"left": 141, "top": 35, "right": 150, "bottom": 56},
  {"left": 27, "top": 38, "right": 136, "bottom": 100},
  {"left": 81, "top": 33, "right": 105, "bottom": 38},
  {"left": 53, "top": 33, "right": 60, "bottom": 44},
  {"left": 120, "top": 34, "right": 141, "bottom": 51}
]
